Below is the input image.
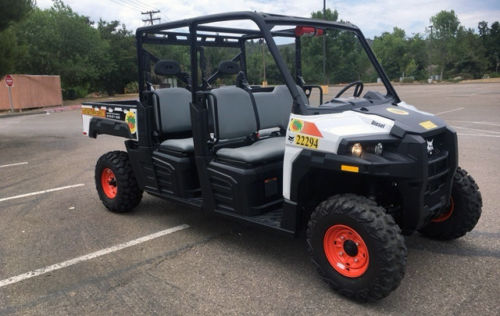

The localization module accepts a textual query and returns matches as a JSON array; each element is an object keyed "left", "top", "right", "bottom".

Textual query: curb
[{"left": 0, "top": 104, "right": 81, "bottom": 119}]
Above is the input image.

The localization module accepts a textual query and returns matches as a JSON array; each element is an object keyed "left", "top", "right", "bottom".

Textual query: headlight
[
  {"left": 349, "top": 142, "right": 384, "bottom": 157},
  {"left": 351, "top": 143, "right": 363, "bottom": 157}
]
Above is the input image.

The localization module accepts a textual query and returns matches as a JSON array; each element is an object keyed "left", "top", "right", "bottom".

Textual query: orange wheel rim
[
  {"left": 323, "top": 224, "right": 369, "bottom": 278},
  {"left": 432, "top": 198, "right": 454, "bottom": 223},
  {"left": 101, "top": 168, "right": 117, "bottom": 199}
]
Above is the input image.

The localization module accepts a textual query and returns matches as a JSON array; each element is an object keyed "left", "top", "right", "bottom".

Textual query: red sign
[{"left": 5, "top": 75, "right": 13, "bottom": 87}]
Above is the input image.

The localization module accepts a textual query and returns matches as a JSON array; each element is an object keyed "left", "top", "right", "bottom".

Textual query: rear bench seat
[{"left": 156, "top": 85, "right": 308, "bottom": 163}]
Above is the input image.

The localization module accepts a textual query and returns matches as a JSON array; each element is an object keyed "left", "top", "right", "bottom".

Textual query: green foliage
[
  {"left": 479, "top": 21, "right": 500, "bottom": 73},
  {"left": 372, "top": 27, "right": 408, "bottom": 79},
  {"left": 0, "top": 0, "right": 33, "bottom": 76},
  {"left": 372, "top": 29, "right": 429, "bottom": 80},
  {"left": 430, "top": 10, "right": 460, "bottom": 39},
  {"left": 0, "top": 28, "right": 24, "bottom": 76},
  {"left": 0, "top": 0, "right": 34, "bottom": 31},
  {"left": 13, "top": 1, "right": 112, "bottom": 96},
  {"left": 63, "top": 84, "right": 90, "bottom": 100},
  {"left": 97, "top": 20, "right": 136, "bottom": 95},
  {"left": 299, "top": 8, "right": 376, "bottom": 85},
  {"left": 124, "top": 81, "right": 139, "bottom": 93},
  {"left": 429, "top": 10, "right": 460, "bottom": 79}
]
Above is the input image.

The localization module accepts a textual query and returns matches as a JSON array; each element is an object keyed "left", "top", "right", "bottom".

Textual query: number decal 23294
[{"left": 294, "top": 134, "right": 319, "bottom": 149}]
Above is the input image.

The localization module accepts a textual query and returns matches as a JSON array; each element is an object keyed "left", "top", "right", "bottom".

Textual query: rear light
[{"left": 295, "top": 26, "right": 324, "bottom": 37}]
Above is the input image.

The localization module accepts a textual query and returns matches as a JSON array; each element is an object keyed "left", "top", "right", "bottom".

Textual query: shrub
[
  {"left": 124, "top": 81, "right": 138, "bottom": 94},
  {"left": 62, "top": 85, "right": 89, "bottom": 100}
]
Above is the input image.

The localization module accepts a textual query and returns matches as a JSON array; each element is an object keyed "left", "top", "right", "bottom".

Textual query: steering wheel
[{"left": 333, "top": 81, "right": 364, "bottom": 99}]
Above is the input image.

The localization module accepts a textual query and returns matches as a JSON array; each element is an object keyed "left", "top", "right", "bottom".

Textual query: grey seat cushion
[
  {"left": 216, "top": 137, "right": 285, "bottom": 163},
  {"left": 160, "top": 137, "right": 194, "bottom": 153}
]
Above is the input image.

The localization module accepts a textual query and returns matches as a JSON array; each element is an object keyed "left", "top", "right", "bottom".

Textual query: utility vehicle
[{"left": 81, "top": 12, "right": 482, "bottom": 301}]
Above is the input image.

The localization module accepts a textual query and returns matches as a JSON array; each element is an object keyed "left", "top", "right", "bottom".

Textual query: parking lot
[{"left": 0, "top": 82, "right": 499, "bottom": 315}]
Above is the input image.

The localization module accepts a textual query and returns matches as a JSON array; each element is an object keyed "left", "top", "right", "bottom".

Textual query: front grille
[
  {"left": 424, "top": 133, "right": 450, "bottom": 214},
  {"left": 426, "top": 151, "right": 449, "bottom": 194}
]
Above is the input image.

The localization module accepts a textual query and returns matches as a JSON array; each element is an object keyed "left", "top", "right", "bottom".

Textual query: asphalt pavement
[{"left": 0, "top": 83, "right": 499, "bottom": 315}]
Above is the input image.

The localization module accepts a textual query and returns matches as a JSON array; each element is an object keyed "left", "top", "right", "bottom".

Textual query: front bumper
[{"left": 292, "top": 127, "right": 458, "bottom": 234}]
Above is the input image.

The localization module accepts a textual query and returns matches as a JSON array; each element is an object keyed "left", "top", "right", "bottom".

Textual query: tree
[
  {"left": 489, "top": 22, "right": 500, "bottom": 73},
  {"left": 407, "top": 34, "right": 428, "bottom": 80},
  {"left": 0, "top": 28, "right": 24, "bottom": 77},
  {"left": 429, "top": 10, "right": 460, "bottom": 79},
  {"left": 479, "top": 21, "right": 500, "bottom": 73},
  {"left": 452, "top": 27, "right": 487, "bottom": 78},
  {"left": 0, "top": 0, "right": 34, "bottom": 76},
  {"left": 97, "top": 20, "right": 137, "bottom": 95},
  {"left": 372, "top": 27, "right": 408, "bottom": 80},
  {"left": 0, "top": 0, "right": 34, "bottom": 31},
  {"left": 302, "top": 9, "right": 339, "bottom": 84},
  {"left": 13, "top": 1, "right": 112, "bottom": 98}
]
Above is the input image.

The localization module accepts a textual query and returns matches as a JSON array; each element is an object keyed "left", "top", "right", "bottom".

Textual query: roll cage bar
[{"left": 135, "top": 11, "right": 400, "bottom": 114}]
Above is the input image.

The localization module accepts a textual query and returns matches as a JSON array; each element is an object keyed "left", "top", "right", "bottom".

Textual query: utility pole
[
  {"left": 428, "top": 25, "right": 433, "bottom": 80},
  {"left": 322, "top": 0, "right": 326, "bottom": 85},
  {"left": 260, "top": 39, "right": 267, "bottom": 86},
  {"left": 142, "top": 10, "right": 161, "bottom": 25}
]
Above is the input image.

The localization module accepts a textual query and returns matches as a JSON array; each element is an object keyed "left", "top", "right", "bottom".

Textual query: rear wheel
[
  {"left": 419, "top": 167, "right": 482, "bottom": 240},
  {"left": 307, "top": 194, "right": 407, "bottom": 302},
  {"left": 95, "top": 151, "right": 143, "bottom": 213}
]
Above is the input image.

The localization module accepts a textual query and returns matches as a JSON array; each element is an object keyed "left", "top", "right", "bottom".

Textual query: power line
[
  {"left": 127, "top": 0, "right": 157, "bottom": 11},
  {"left": 142, "top": 10, "right": 161, "bottom": 25},
  {"left": 108, "top": 0, "right": 144, "bottom": 11},
  {"left": 117, "top": 0, "right": 148, "bottom": 11}
]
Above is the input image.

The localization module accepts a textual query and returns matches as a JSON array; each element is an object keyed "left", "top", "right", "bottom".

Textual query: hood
[{"left": 353, "top": 103, "right": 447, "bottom": 137}]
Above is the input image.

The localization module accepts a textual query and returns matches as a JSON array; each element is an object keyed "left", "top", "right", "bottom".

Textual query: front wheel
[
  {"left": 419, "top": 167, "right": 482, "bottom": 240},
  {"left": 307, "top": 194, "right": 407, "bottom": 302},
  {"left": 95, "top": 151, "right": 143, "bottom": 213}
]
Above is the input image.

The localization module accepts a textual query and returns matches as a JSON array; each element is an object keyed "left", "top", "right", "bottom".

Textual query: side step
[{"left": 214, "top": 208, "right": 294, "bottom": 235}]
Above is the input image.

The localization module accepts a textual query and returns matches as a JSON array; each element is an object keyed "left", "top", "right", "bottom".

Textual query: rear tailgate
[{"left": 81, "top": 100, "right": 140, "bottom": 140}]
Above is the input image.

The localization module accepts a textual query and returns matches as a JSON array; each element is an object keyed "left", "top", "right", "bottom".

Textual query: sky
[{"left": 36, "top": 0, "right": 500, "bottom": 38}]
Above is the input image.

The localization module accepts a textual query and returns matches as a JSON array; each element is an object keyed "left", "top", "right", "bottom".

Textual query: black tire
[
  {"left": 95, "top": 151, "right": 143, "bottom": 213},
  {"left": 419, "top": 167, "right": 482, "bottom": 240},
  {"left": 306, "top": 194, "right": 407, "bottom": 302}
]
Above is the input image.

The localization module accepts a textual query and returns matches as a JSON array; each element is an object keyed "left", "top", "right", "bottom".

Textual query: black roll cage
[{"left": 135, "top": 11, "right": 400, "bottom": 115}]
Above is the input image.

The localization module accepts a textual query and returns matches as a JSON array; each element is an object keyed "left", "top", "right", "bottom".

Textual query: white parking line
[
  {"left": 435, "top": 107, "right": 465, "bottom": 116},
  {"left": 0, "top": 224, "right": 190, "bottom": 288},
  {"left": 453, "top": 126, "right": 500, "bottom": 134},
  {"left": 0, "top": 184, "right": 85, "bottom": 203},
  {"left": 448, "top": 120, "right": 500, "bottom": 127},
  {"left": 0, "top": 162, "right": 28, "bottom": 169},
  {"left": 458, "top": 133, "right": 500, "bottom": 138}
]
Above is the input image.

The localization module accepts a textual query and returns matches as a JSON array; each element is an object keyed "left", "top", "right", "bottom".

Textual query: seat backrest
[
  {"left": 253, "top": 85, "right": 308, "bottom": 130},
  {"left": 154, "top": 87, "right": 192, "bottom": 134},
  {"left": 210, "top": 86, "right": 258, "bottom": 140}
]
